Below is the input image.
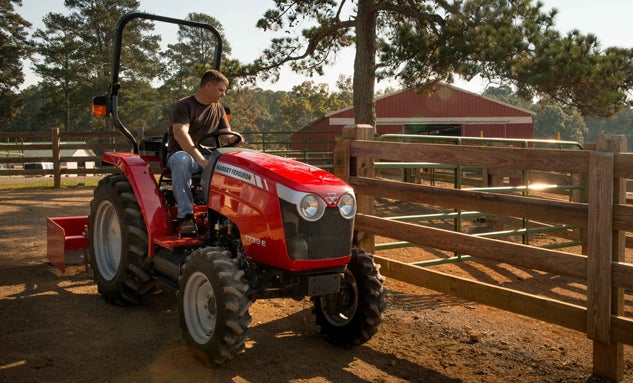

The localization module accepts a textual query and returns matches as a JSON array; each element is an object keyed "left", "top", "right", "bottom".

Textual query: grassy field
[{"left": 0, "top": 176, "right": 100, "bottom": 191}]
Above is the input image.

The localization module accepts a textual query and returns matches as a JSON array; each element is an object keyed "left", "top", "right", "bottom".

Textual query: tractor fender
[{"left": 101, "top": 152, "right": 171, "bottom": 256}]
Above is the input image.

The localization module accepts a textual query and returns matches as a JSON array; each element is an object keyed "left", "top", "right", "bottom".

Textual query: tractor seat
[{"left": 158, "top": 133, "right": 201, "bottom": 187}]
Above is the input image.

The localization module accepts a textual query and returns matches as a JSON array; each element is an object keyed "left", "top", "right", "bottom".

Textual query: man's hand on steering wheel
[
  {"left": 195, "top": 131, "right": 244, "bottom": 155},
  {"left": 222, "top": 130, "right": 244, "bottom": 147}
]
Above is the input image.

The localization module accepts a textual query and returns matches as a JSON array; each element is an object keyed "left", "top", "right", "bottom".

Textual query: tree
[
  {"left": 276, "top": 80, "right": 353, "bottom": 132},
  {"left": 0, "top": 0, "right": 33, "bottom": 128},
  {"left": 63, "top": 0, "right": 160, "bottom": 86},
  {"left": 332, "top": 75, "right": 354, "bottom": 108},
  {"left": 532, "top": 101, "right": 587, "bottom": 142},
  {"left": 585, "top": 107, "right": 633, "bottom": 150},
  {"left": 161, "top": 12, "right": 232, "bottom": 96},
  {"left": 7, "top": 85, "right": 45, "bottom": 132},
  {"left": 483, "top": 85, "right": 587, "bottom": 144},
  {"left": 482, "top": 85, "right": 532, "bottom": 110},
  {"left": 251, "top": 88, "right": 286, "bottom": 132},
  {"left": 32, "top": 13, "right": 89, "bottom": 131},
  {"left": 244, "top": 0, "right": 633, "bottom": 129},
  {"left": 223, "top": 86, "right": 263, "bottom": 135},
  {"left": 32, "top": 0, "right": 161, "bottom": 132}
]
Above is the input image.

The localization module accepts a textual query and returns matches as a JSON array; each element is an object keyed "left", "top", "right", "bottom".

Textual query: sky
[{"left": 16, "top": 0, "right": 633, "bottom": 93}]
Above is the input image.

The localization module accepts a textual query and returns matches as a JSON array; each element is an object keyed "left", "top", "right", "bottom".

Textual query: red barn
[{"left": 291, "top": 83, "right": 533, "bottom": 153}]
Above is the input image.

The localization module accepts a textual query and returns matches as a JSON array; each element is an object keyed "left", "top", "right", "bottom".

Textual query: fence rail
[
  {"left": 333, "top": 124, "right": 632, "bottom": 382},
  {"left": 0, "top": 128, "right": 335, "bottom": 185}
]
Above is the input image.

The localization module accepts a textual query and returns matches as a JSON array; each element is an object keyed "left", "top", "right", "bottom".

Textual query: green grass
[{"left": 0, "top": 177, "right": 101, "bottom": 191}]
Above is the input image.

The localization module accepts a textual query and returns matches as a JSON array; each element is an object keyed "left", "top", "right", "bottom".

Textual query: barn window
[{"left": 405, "top": 124, "right": 461, "bottom": 136}]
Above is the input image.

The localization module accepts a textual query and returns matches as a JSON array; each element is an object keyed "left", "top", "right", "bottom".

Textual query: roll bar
[{"left": 106, "top": 12, "right": 223, "bottom": 154}]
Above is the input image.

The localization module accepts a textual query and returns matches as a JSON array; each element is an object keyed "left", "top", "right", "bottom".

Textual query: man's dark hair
[{"left": 200, "top": 69, "right": 229, "bottom": 88}]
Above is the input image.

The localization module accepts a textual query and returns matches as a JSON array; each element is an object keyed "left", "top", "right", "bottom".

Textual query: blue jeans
[{"left": 166, "top": 151, "right": 205, "bottom": 219}]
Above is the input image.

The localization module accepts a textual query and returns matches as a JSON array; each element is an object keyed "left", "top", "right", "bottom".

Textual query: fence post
[
  {"left": 338, "top": 124, "right": 375, "bottom": 252},
  {"left": 51, "top": 128, "right": 61, "bottom": 188},
  {"left": 486, "top": 169, "right": 505, "bottom": 231},
  {"left": 587, "top": 134, "right": 626, "bottom": 381},
  {"left": 333, "top": 137, "right": 350, "bottom": 182}
]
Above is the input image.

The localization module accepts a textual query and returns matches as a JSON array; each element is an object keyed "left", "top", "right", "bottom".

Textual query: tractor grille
[{"left": 280, "top": 200, "right": 353, "bottom": 260}]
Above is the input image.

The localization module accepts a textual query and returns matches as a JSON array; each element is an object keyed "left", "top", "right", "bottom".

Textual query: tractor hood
[
  {"left": 209, "top": 149, "right": 355, "bottom": 271},
  {"left": 215, "top": 150, "right": 353, "bottom": 204}
]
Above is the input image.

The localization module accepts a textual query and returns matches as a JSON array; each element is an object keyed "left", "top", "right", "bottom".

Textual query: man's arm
[
  {"left": 217, "top": 115, "right": 242, "bottom": 146},
  {"left": 172, "top": 123, "right": 208, "bottom": 168}
]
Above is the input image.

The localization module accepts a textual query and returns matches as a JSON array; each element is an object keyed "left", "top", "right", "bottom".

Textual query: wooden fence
[
  {"left": 0, "top": 129, "right": 131, "bottom": 186},
  {"left": 0, "top": 128, "right": 334, "bottom": 186},
  {"left": 333, "top": 124, "right": 633, "bottom": 382}
]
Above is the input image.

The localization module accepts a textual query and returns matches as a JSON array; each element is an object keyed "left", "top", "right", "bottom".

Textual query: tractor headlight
[
  {"left": 298, "top": 194, "right": 325, "bottom": 222},
  {"left": 337, "top": 193, "right": 356, "bottom": 219}
]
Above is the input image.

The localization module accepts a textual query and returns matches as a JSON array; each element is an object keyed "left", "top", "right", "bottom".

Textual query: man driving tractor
[{"left": 167, "top": 69, "right": 240, "bottom": 236}]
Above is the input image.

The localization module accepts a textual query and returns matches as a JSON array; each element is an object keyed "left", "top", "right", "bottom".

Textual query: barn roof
[{"left": 321, "top": 83, "right": 533, "bottom": 127}]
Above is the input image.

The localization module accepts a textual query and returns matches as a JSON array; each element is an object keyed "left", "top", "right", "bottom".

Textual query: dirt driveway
[{"left": 0, "top": 185, "right": 631, "bottom": 383}]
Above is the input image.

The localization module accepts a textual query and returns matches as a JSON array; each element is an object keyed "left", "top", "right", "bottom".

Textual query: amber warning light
[
  {"left": 92, "top": 96, "right": 108, "bottom": 117},
  {"left": 224, "top": 106, "right": 231, "bottom": 123}
]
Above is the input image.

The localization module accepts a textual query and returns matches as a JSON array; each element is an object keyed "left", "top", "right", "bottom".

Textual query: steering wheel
[{"left": 195, "top": 131, "right": 243, "bottom": 155}]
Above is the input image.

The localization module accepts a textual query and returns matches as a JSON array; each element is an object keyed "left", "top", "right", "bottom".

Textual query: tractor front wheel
[
  {"left": 313, "top": 247, "right": 387, "bottom": 345},
  {"left": 178, "top": 247, "right": 252, "bottom": 366},
  {"left": 89, "top": 174, "right": 154, "bottom": 305}
]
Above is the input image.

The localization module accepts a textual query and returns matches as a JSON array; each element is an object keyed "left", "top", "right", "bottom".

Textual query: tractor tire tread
[
  {"left": 178, "top": 248, "right": 252, "bottom": 366},
  {"left": 89, "top": 174, "right": 154, "bottom": 306}
]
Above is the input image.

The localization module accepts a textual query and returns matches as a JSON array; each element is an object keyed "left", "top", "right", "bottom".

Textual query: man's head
[
  {"left": 200, "top": 69, "right": 228, "bottom": 88},
  {"left": 198, "top": 69, "right": 229, "bottom": 104}
]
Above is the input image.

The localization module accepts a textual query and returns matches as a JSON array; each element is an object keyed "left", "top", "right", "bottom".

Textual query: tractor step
[
  {"left": 153, "top": 235, "right": 203, "bottom": 249},
  {"left": 153, "top": 247, "right": 190, "bottom": 283}
]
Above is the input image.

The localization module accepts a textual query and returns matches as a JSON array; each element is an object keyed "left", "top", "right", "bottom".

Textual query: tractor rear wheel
[
  {"left": 313, "top": 247, "right": 387, "bottom": 345},
  {"left": 89, "top": 174, "right": 154, "bottom": 305},
  {"left": 178, "top": 247, "right": 252, "bottom": 366}
]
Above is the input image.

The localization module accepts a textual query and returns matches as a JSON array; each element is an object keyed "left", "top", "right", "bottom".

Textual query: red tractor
[{"left": 82, "top": 12, "right": 386, "bottom": 365}]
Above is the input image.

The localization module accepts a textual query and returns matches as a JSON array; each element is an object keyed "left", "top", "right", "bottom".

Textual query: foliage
[
  {"left": 251, "top": 88, "right": 286, "bottom": 132},
  {"left": 532, "top": 101, "right": 587, "bottom": 143},
  {"left": 7, "top": 0, "right": 633, "bottom": 148},
  {"left": 483, "top": 85, "right": 587, "bottom": 142},
  {"left": 29, "top": 0, "right": 161, "bottom": 132},
  {"left": 585, "top": 107, "right": 633, "bottom": 151},
  {"left": 482, "top": 85, "right": 532, "bottom": 110},
  {"left": 160, "top": 12, "right": 232, "bottom": 96},
  {"left": 244, "top": 0, "right": 633, "bottom": 128},
  {"left": 0, "top": 0, "right": 33, "bottom": 128},
  {"left": 223, "top": 86, "right": 264, "bottom": 134},
  {"left": 7, "top": 85, "right": 44, "bottom": 132},
  {"left": 446, "top": 2, "right": 633, "bottom": 118},
  {"left": 6, "top": 1, "right": 352, "bottom": 142},
  {"left": 245, "top": 1, "right": 356, "bottom": 82},
  {"left": 276, "top": 78, "right": 352, "bottom": 132},
  {"left": 482, "top": 85, "right": 630, "bottom": 147},
  {"left": 19, "top": 0, "right": 352, "bottom": 136},
  {"left": 32, "top": 12, "right": 91, "bottom": 131}
]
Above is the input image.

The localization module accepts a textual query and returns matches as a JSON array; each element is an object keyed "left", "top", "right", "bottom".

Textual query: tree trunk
[{"left": 353, "top": 0, "right": 377, "bottom": 129}]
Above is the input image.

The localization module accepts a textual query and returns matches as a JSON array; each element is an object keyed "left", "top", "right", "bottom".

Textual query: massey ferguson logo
[
  {"left": 325, "top": 193, "right": 338, "bottom": 204},
  {"left": 215, "top": 162, "right": 269, "bottom": 191}
]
